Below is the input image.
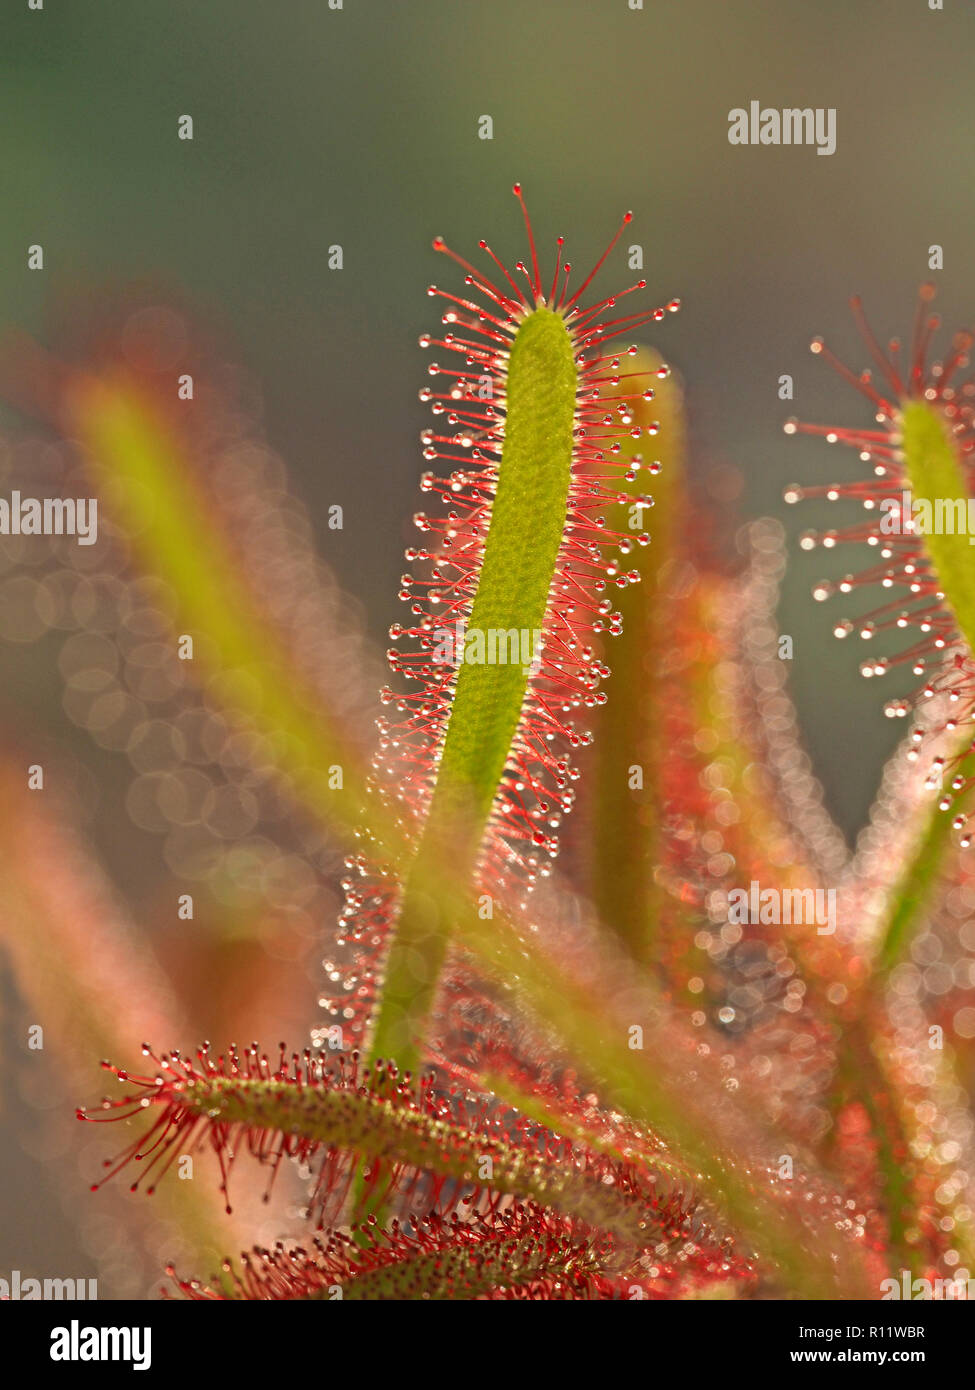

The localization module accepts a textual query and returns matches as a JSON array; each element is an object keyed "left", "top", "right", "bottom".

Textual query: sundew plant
[{"left": 3, "top": 191, "right": 975, "bottom": 1302}]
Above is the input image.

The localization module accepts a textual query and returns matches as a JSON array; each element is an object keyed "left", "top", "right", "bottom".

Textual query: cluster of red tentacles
[
  {"left": 80, "top": 1040, "right": 754, "bottom": 1299},
  {"left": 330, "top": 185, "right": 679, "bottom": 1044},
  {"left": 80, "top": 1041, "right": 690, "bottom": 1224},
  {"left": 784, "top": 285, "right": 975, "bottom": 835},
  {"left": 166, "top": 1202, "right": 750, "bottom": 1301}
]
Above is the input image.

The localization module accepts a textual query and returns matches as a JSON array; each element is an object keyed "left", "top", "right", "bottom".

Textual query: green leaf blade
[{"left": 372, "top": 307, "right": 578, "bottom": 1069}]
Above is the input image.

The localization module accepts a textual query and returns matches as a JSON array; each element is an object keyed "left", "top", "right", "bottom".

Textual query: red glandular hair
[
  {"left": 79, "top": 1041, "right": 700, "bottom": 1236},
  {"left": 783, "top": 287, "right": 975, "bottom": 835},
  {"left": 167, "top": 1202, "right": 750, "bottom": 1301},
  {"left": 80, "top": 1040, "right": 755, "bottom": 1295},
  {"left": 328, "top": 186, "right": 679, "bottom": 1045},
  {"left": 165, "top": 1206, "right": 611, "bottom": 1300}
]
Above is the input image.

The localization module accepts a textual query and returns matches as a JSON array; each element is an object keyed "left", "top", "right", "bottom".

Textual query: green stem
[{"left": 370, "top": 307, "right": 578, "bottom": 1072}]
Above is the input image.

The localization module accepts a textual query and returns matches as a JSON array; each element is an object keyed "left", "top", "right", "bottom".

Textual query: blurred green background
[
  {"left": 3, "top": 0, "right": 975, "bottom": 834},
  {"left": 2, "top": 0, "right": 975, "bottom": 1292}
]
